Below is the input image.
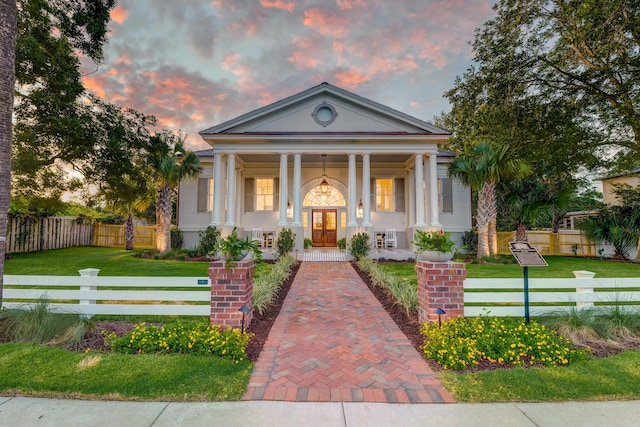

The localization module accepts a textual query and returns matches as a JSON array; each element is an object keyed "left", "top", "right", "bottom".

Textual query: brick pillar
[
  {"left": 415, "top": 261, "right": 466, "bottom": 324},
  {"left": 208, "top": 259, "right": 255, "bottom": 328}
]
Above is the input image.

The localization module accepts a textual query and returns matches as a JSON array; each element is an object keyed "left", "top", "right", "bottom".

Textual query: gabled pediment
[{"left": 200, "top": 82, "right": 450, "bottom": 136}]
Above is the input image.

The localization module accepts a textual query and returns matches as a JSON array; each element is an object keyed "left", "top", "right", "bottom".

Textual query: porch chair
[
  {"left": 384, "top": 228, "right": 397, "bottom": 249},
  {"left": 251, "top": 227, "right": 264, "bottom": 248}
]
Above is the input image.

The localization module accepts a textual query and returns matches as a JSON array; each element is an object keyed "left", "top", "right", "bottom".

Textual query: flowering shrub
[
  {"left": 109, "top": 321, "right": 252, "bottom": 363},
  {"left": 421, "top": 315, "right": 589, "bottom": 370}
]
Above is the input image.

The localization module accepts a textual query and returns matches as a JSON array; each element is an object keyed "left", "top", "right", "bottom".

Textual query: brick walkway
[{"left": 242, "top": 262, "right": 455, "bottom": 403}]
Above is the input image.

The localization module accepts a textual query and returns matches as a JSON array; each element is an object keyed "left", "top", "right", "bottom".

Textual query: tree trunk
[
  {"left": 156, "top": 185, "right": 172, "bottom": 253},
  {"left": 476, "top": 184, "right": 491, "bottom": 259},
  {"left": 515, "top": 224, "right": 528, "bottom": 241},
  {"left": 484, "top": 181, "right": 498, "bottom": 256},
  {"left": 125, "top": 211, "right": 134, "bottom": 250},
  {"left": 0, "top": 1, "right": 17, "bottom": 308}
]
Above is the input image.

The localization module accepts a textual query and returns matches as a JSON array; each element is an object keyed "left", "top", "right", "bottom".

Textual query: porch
[{"left": 261, "top": 246, "right": 416, "bottom": 262}]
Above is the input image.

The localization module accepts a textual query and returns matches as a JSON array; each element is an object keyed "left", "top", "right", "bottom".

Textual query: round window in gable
[{"left": 312, "top": 102, "right": 337, "bottom": 127}]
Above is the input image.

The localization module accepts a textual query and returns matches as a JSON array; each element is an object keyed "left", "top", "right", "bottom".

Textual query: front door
[{"left": 311, "top": 209, "right": 337, "bottom": 247}]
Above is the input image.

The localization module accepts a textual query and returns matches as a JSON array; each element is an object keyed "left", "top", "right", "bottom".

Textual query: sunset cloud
[
  {"left": 260, "top": 0, "right": 296, "bottom": 12},
  {"left": 83, "top": 0, "right": 497, "bottom": 149}
]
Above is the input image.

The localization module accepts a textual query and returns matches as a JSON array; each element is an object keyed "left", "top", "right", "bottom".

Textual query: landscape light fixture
[
  {"left": 239, "top": 305, "right": 250, "bottom": 334},
  {"left": 435, "top": 308, "right": 446, "bottom": 327}
]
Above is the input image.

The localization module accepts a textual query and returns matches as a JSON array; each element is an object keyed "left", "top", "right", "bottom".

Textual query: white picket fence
[
  {"left": 2, "top": 270, "right": 211, "bottom": 317},
  {"left": 465, "top": 276, "right": 640, "bottom": 317}
]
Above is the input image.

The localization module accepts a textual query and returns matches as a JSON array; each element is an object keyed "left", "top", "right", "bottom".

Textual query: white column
[
  {"left": 293, "top": 153, "right": 302, "bottom": 226},
  {"left": 362, "top": 153, "right": 372, "bottom": 227},
  {"left": 348, "top": 153, "right": 357, "bottom": 226},
  {"left": 212, "top": 153, "right": 224, "bottom": 226},
  {"left": 414, "top": 153, "right": 426, "bottom": 227},
  {"left": 278, "top": 153, "right": 288, "bottom": 226},
  {"left": 224, "top": 154, "right": 236, "bottom": 226},
  {"left": 407, "top": 168, "right": 415, "bottom": 228},
  {"left": 429, "top": 153, "right": 441, "bottom": 227}
]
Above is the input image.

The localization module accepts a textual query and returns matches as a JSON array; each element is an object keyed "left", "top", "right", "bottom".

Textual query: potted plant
[
  {"left": 213, "top": 227, "right": 263, "bottom": 267},
  {"left": 412, "top": 229, "right": 456, "bottom": 262}
]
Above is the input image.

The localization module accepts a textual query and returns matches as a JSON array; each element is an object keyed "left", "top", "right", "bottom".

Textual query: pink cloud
[
  {"left": 259, "top": 0, "right": 296, "bottom": 12},
  {"left": 302, "top": 8, "right": 351, "bottom": 38},
  {"left": 334, "top": 70, "right": 369, "bottom": 88},
  {"left": 336, "top": 0, "right": 366, "bottom": 9}
]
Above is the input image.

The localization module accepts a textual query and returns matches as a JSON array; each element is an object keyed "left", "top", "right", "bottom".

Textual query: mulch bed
[
  {"left": 245, "top": 261, "right": 301, "bottom": 362},
  {"left": 350, "top": 262, "right": 425, "bottom": 354}
]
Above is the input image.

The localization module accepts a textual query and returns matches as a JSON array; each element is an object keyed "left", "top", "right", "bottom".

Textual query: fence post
[
  {"left": 573, "top": 270, "right": 595, "bottom": 308},
  {"left": 78, "top": 268, "right": 100, "bottom": 317},
  {"left": 208, "top": 260, "right": 255, "bottom": 329},
  {"left": 415, "top": 261, "right": 466, "bottom": 323}
]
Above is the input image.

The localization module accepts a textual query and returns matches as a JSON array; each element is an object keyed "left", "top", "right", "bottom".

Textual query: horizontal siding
[
  {"left": 439, "top": 165, "right": 472, "bottom": 231},
  {"left": 179, "top": 172, "right": 213, "bottom": 232}
]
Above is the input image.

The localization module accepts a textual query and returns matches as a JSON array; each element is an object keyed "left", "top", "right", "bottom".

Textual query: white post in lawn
[
  {"left": 574, "top": 270, "right": 596, "bottom": 308},
  {"left": 78, "top": 268, "right": 99, "bottom": 317}
]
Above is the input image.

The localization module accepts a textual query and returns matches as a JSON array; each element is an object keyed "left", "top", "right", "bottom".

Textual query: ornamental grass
[{"left": 421, "top": 314, "right": 589, "bottom": 370}]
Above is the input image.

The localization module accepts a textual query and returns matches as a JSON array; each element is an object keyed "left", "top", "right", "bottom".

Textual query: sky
[{"left": 81, "top": 0, "right": 497, "bottom": 151}]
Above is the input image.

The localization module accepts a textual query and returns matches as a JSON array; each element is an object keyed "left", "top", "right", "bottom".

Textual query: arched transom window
[{"left": 303, "top": 185, "right": 346, "bottom": 207}]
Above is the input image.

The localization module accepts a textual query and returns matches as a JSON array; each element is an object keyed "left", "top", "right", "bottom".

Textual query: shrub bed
[
  {"left": 421, "top": 315, "right": 589, "bottom": 370},
  {"left": 109, "top": 321, "right": 251, "bottom": 363},
  {"left": 357, "top": 258, "right": 417, "bottom": 314},
  {"left": 253, "top": 254, "right": 297, "bottom": 315}
]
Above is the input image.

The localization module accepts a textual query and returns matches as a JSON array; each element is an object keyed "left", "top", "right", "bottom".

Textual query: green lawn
[
  {"left": 437, "top": 350, "right": 640, "bottom": 402},
  {"left": 0, "top": 343, "right": 251, "bottom": 401},
  {"left": 4, "top": 247, "right": 274, "bottom": 277},
  {"left": 380, "top": 256, "right": 640, "bottom": 279}
]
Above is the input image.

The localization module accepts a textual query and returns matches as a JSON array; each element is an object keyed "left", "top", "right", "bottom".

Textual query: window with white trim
[
  {"left": 256, "top": 178, "right": 274, "bottom": 211},
  {"left": 375, "top": 179, "right": 394, "bottom": 211}
]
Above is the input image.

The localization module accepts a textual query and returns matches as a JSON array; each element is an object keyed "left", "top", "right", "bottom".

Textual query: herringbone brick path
[{"left": 242, "top": 262, "right": 455, "bottom": 403}]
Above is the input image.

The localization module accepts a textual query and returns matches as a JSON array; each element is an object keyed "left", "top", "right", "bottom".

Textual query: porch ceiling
[{"left": 237, "top": 153, "right": 413, "bottom": 164}]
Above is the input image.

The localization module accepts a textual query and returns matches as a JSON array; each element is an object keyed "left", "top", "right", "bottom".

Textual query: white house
[{"left": 177, "top": 82, "right": 471, "bottom": 255}]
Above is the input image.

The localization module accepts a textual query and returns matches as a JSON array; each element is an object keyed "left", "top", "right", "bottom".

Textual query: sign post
[{"left": 508, "top": 242, "right": 547, "bottom": 323}]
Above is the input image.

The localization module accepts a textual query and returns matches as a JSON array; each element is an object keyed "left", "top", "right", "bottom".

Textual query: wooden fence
[
  {"left": 497, "top": 230, "right": 598, "bottom": 257},
  {"left": 92, "top": 223, "right": 156, "bottom": 249},
  {"left": 5, "top": 216, "right": 93, "bottom": 254},
  {"left": 5, "top": 217, "right": 156, "bottom": 254}
]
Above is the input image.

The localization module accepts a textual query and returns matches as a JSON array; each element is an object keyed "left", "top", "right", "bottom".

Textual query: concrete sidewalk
[{"left": 1, "top": 397, "right": 639, "bottom": 427}]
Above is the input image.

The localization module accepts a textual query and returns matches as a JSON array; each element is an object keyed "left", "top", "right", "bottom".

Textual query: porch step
[{"left": 301, "top": 252, "right": 349, "bottom": 262}]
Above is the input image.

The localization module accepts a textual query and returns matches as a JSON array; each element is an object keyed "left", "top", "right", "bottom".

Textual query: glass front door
[{"left": 311, "top": 209, "right": 337, "bottom": 247}]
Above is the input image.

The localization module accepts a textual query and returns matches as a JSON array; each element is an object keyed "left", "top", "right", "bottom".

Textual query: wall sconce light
[
  {"left": 357, "top": 199, "right": 364, "bottom": 218},
  {"left": 286, "top": 200, "right": 292, "bottom": 218}
]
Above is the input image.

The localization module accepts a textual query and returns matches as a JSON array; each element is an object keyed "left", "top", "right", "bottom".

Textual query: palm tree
[
  {"left": 100, "top": 175, "right": 153, "bottom": 250},
  {"left": 150, "top": 132, "right": 201, "bottom": 253},
  {"left": 448, "top": 142, "right": 529, "bottom": 259},
  {"left": 0, "top": 1, "right": 17, "bottom": 307}
]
